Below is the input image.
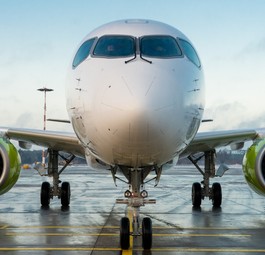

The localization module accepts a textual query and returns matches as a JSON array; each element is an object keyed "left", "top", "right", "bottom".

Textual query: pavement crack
[
  {"left": 90, "top": 202, "right": 118, "bottom": 254},
  {"left": 143, "top": 214, "right": 184, "bottom": 231}
]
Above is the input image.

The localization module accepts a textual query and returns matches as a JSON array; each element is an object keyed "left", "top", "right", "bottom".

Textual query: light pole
[{"left": 37, "top": 87, "right": 54, "bottom": 165}]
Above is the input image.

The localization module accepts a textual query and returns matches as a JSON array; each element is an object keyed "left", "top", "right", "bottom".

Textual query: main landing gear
[
  {"left": 188, "top": 150, "right": 222, "bottom": 208},
  {"left": 114, "top": 166, "right": 159, "bottom": 250},
  {"left": 36, "top": 149, "right": 75, "bottom": 207}
]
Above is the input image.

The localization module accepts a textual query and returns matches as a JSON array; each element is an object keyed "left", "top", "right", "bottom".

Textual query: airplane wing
[
  {"left": 181, "top": 129, "right": 260, "bottom": 157},
  {"left": 0, "top": 127, "right": 85, "bottom": 157},
  {"left": 0, "top": 127, "right": 262, "bottom": 159}
]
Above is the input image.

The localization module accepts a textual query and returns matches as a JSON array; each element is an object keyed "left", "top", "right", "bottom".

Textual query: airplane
[{"left": 0, "top": 19, "right": 264, "bottom": 250}]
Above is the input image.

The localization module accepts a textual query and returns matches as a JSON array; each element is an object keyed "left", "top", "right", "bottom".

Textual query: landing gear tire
[
  {"left": 142, "top": 217, "right": 152, "bottom": 250},
  {"left": 192, "top": 182, "right": 202, "bottom": 207},
  {"left": 41, "top": 182, "right": 51, "bottom": 206},
  {"left": 61, "top": 182, "right": 71, "bottom": 207},
  {"left": 212, "top": 182, "right": 222, "bottom": 207},
  {"left": 120, "top": 217, "right": 130, "bottom": 250}
]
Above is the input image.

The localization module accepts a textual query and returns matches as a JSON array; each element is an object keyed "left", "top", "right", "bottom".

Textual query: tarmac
[{"left": 1, "top": 165, "right": 265, "bottom": 254}]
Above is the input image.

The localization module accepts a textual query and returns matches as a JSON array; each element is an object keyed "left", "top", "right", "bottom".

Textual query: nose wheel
[
  {"left": 142, "top": 217, "right": 152, "bottom": 249},
  {"left": 119, "top": 216, "right": 153, "bottom": 250},
  {"left": 120, "top": 217, "right": 130, "bottom": 250}
]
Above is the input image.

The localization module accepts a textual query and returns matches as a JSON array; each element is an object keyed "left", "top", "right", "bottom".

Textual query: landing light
[
  {"left": 140, "top": 190, "right": 148, "bottom": 198},
  {"left": 124, "top": 190, "right": 132, "bottom": 198}
]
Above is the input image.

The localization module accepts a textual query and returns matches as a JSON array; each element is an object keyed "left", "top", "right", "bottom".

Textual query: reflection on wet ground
[{"left": 1, "top": 165, "right": 265, "bottom": 254}]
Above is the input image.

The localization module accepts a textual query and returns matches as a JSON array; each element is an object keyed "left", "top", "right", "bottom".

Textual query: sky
[{"left": 1, "top": 0, "right": 265, "bottom": 133}]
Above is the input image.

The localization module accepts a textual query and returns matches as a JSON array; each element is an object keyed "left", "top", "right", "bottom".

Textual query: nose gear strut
[{"left": 114, "top": 166, "right": 159, "bottom": 250}]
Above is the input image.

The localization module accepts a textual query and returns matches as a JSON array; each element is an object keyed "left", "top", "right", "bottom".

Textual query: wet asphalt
[{"left": 0, "top": 165, "right": 265, "bottom": 255}]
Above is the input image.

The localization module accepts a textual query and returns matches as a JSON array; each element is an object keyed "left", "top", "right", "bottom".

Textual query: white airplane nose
[
  {"left": 98, "top": 73, "right": 179, "bottom": 140},
  {"left": 84, "top": 61, "right": 203, "bottom": 167},
  {"left": 93, "top": 71, "right": 187, "bottom": 166},
  {"left": 95, "top": 95, "right": 183, "bottom": 167}
]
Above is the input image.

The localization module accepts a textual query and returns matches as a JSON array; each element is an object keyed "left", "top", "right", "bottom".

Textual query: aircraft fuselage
[{"left": 66, "top": 19, "right": 205, "bottom": 168}]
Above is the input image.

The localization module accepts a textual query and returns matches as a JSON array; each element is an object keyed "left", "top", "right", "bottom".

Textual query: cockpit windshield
[
  {"left": 140, "top": 36, "right": 182, "bottom": 58},
  {"left": 91, "top": 35, "right": 183, "bottom": 60},
  {"left": 93, "top": 35, "right": 135, "bottom": 57}
]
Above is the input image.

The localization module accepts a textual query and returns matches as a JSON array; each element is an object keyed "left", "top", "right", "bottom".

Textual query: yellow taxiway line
[
  {"left": 0, "top": 247, "right": 265, "bottom": 253},
  {"left": 4, "top": 225, "right": 258, "bottom": 231},
  {"left": 122, "top": 208, "right": 134, "bottom": 255},
  {"left": 6, "top": 232, "right": 250, "bottom": 238},
  {"left": 150, "top": 248, "right": 265, "bottom": 253},
  {"left": 0, "top": 247, "right": 121, "bottom": 251},
  {"left": 153, "top": 233, "right": 251, "bottom": 237},
  {"left": 5, "top": 225, "right": 120, "bottom": 229},
  {"left": 2, "top": 224, "right": 255, "bottom": 254},
  {"left": 6, "top": 232, "right": 119, "bottom": 236}
]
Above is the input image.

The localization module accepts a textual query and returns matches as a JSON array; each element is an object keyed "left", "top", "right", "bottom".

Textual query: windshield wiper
[
  {"left": 140, "top": 54, "right": 152, "bottom": 64},
  {"left": 125, "top": 53, "right": 137, "bottom": 64}
]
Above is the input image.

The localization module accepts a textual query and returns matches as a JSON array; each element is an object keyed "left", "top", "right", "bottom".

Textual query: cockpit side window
[
  {"left": 140, "top": 36, "right": 182, "bottom": 58},
  {"left": 178, "top": 39, "right": 201, "bottom": 68},
  {"left": 93, "top": 35, "right": 135, "bottom": 58},
  {"left": 72, "top": 38, "right": 96, "bottom": 68}
]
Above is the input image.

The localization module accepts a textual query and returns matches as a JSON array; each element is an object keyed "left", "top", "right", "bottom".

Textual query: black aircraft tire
[
  {"left": 142, "top": 217, "right": 152, "bottom": 250},
  {"left": 120, "top": 217, "right": 130, "bottom": 250},
  {"left": 212, "top": 182, "right": 222, "bottom": 207},
  {"left": 61, "top": 182, "right": 71, "bottom": 207},
  {"left": 41, "top": 181, "right": 50, "bottom": 206},
  {"left": 192, "top": 182, "right": 202, "bottom": 207}
]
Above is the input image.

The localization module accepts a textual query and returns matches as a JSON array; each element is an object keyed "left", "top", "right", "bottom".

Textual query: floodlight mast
[{"left": 37, "top": 87, "right": 54, "bottom": 165}]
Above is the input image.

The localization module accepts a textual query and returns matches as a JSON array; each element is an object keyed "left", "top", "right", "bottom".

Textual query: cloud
[
  {"left": 201, "top": 102, "right": 265, "bottom": 131},
  {"left": 238, "top": 113, "right": 265, "bottom": 129},
  {"left": 234, "top": 37, "right": 265, "bottom": 61},
  {"left": 14, "top": 112, "right": 37, "bottom": 128}
]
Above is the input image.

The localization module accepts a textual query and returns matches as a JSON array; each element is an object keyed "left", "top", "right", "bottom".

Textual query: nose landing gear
[
  {"left": 114, "top": 166, "right": 157, "bottom": 250},
  {"left": 118, "top": 199, "right": 155, "bottom": 250}
]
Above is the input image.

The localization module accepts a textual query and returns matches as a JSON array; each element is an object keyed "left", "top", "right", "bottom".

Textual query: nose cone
[
  {"left": 98, "top": 69, "right": 182, "bottom": 140},
  {"left": 100, "top": 64, "right": 182, "bottom": 111},
  {"left": 80, "top": 59, "right": 204, "bottom": 167},
  {"left": 92, "top": 69, "right": 186, "bottom": 167}
]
